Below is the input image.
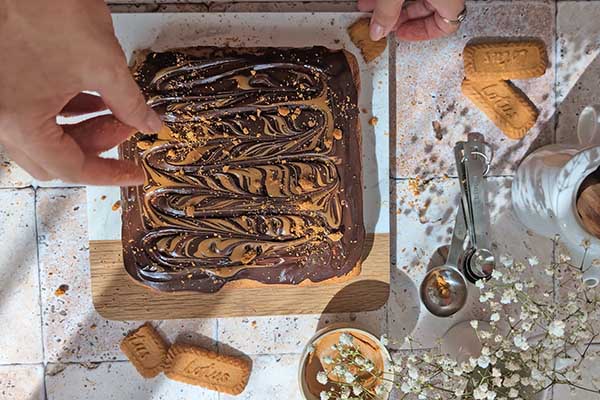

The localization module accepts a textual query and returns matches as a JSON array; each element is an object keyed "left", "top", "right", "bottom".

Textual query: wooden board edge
[{"left": 90, "top": 233, "right": 390, "bottom": 320}]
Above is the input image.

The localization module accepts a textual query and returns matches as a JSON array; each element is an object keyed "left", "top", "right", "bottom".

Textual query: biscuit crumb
[
  {"left": 241, "top": 248, "right": 258, "bottom": 264},
  {"left": 369, "top": 116, "right": 378, "bottom": 126},
  {"left": 112, "top": 201, "right": 121, "bottom": 211},
  {"left": 328, "top": 232, "right": 343, "bottom": 242},
  {"left": 54, "top": 284, "right": 69, "bottom": 296},
  {"left": 185, "top": 205, "right": 195, "bottom": 217},
  {"left": 136, "top": 141, "right": 153, "bottom": 150},
  {"left": 277, "top": 107, "right": 290, "bottom": 116},
  {"left": 333, "top": 128, "right": 343, "bottom": 140},
  {"left": 432, "top": 121, "right": 443, "bottom": 140}
]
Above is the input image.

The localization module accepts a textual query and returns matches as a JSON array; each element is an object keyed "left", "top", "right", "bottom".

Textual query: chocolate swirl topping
[{"left": 120, "top": 47, "right": 364, "bottom": 292}]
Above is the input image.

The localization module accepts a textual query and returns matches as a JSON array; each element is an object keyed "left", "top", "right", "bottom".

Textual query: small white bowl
[{"left": 298, "top": 324, "right": 394, "bottom": 400}]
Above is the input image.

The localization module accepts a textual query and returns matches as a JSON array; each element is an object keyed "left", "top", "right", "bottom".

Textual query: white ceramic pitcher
[{"left": 512, "top": 105, "right": 600, "bottom": 288}]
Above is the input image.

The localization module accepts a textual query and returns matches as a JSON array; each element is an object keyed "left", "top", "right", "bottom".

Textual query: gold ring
[{"left": 439, "top": 5, "right": 467, "bottom": 26}]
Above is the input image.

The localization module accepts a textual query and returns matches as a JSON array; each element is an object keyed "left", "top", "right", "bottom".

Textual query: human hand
[
  {"left": 0, "top": 0, "right": 161, "bottom": 186},
  {"left": 358, "top": 0, "right": 466, "bottom": 42}
]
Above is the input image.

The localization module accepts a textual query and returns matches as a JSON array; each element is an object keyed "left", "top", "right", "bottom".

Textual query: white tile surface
[
  {"left": 0, "top": 151, "right": 32, "bottom": 188},
  {"left": 218, "top": 308, "right": 386, "bottom": 355},
  {"left": 221, "top": 354, "right": 303, "bottom": 400},
  {"left": 37, "top": 188, "right": 217, "bottom": 362},
  {"left": 0, "top": 189, "right": 43, "bottom": 364},
  {"left": 45, "top": 361, "right": 219, "bottom": 400},
  {"left": 0, "top": 364, "right": 44, "bottom": 400},
  {"left": 556, "top": 2, "right": 600, "bottom": 144}
]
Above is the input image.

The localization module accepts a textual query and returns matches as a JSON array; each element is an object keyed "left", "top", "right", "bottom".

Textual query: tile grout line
[
  {"left": 0, "top": 362, "right": 46, "bottom": 367},
  {"left": 390, "top": 174, "right": 515, "bottom": 181},
  {"left": 387, "top": 32, "right": 397, "bottom": 344},
  {"left": 32, "top": 187, "right": 49, "bottom": 400},
  {"left": 553, "top": 0, "right": 559, "bottom": 145},
  {"left": 216, "top": 316, "right": 220, "bottom": 354}
]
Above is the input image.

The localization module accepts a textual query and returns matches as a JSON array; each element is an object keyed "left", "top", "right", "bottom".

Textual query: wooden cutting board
[
  {"left": 87, "top": 12, "right": 391, "bottom": 320},
  {"left": 90, "top": 234, "right": 389, "bottom": 320}
]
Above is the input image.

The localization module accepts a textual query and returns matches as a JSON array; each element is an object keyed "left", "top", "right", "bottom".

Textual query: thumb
[
  {"left": 96, "top": 64, "right": 162, "bottom": 134},
  {"left": 370, "top": 0, "right": 405, "bottom": 41}
]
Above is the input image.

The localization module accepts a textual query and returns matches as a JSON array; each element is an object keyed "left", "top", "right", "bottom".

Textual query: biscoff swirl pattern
[{"left": 120, "top": 47, "right": 363, "bottom": 292}]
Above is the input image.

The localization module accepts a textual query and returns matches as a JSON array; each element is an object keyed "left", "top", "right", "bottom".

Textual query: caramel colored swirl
[{"left": 121, "top": 47, "right": 363, "bottom": 292}]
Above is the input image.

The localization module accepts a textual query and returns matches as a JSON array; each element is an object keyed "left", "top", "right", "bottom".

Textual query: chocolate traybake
[{"left": 120, "top": 47, "right": 364, "bottom": 293}]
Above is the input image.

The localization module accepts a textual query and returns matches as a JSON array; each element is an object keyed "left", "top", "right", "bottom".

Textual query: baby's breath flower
[
  {"left": 339, "top": 333, "right": 353, "bottom": 346},
  {"left": 477, "top": 355, "right": 491, "bottom": 369},
  {"left": 408, "top": 366, "right": 419, "bottom": 379},
  {"left": 473, "top": 383, "right": 488, "bottom": 399},
  {"left": 344, "top": 371, "right": 356, "bottom": 384},
  {"left": 352, "top": 383, "right": 363, "bottom": 396},
  {"left": 332, "top": 365, "right": 346, "bottom": 377},
  {"left": 480, "top": 330, "right": 492, "bottom": 340},
  {"left": 513, "top": 334, "right": 529, "bottom": 351},
  {"left": 375, "top": 385, "right": 386, "bottom": 396},
  {"left": 506, "top": 361, "right": 520, "bottom": 372},
  {"left": 316, "top": 371, "right": 328, "bottom": 385},
  {"left": 530, "top": 368, "right": 543, "bottom": 382},
  {"left": 340, "top": 386, "right": 351, "bottom": 399},
  {"left": 528, "top": 256, "right": 539, "bottom": 266},
  {"left": 480, "top": 292, "right": 494, "bottom": 303},
  {"left": 400, "top": 380, "right": 413, "bottom": 393},
  {"left": 320, "top": 391, "right": 330, "bottom": 400},
  {"left": 559, "top": 253, "right": 571, "bottom": 262},
  {"left": 322, "top": 356, "right": 333, "bottom": 365},
  {"left": 470, "top": 320, "right": 479, "bottom": 329},
  {"left": 499, "top": 255, "right": 513, "bottom": 266},
  {"left": 490, "top": 312, "right": 500, "bottom": 322},
  {"left": 549, "top": 320, "right": 566, "bottom": 338},
  {"left": 379, "top": 334, "right": 389, "bottom": 347},
  {"left": 500, "top": 289, "right": 516, "bottom": 304}
]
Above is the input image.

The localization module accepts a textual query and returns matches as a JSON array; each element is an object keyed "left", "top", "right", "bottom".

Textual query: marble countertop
[{"left": 1, "top": 1, "right": 600, "bottom": 399}]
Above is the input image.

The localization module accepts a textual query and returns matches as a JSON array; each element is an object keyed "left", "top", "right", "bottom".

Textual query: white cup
[{"left": 512, "top": 105, "right": 600, "bottom": 288}]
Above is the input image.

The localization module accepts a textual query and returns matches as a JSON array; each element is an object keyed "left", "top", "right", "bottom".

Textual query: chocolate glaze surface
[{"left": 120, "top": 47, "right": 364, "bottom": 292}]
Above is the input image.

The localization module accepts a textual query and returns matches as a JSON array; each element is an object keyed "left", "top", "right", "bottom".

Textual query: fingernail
[
  {"left": 370, "top": 21, "right": 385, "bottom": 41},
  {"left": 144, "top": 108, "right": 163, "bottom": 133}
]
